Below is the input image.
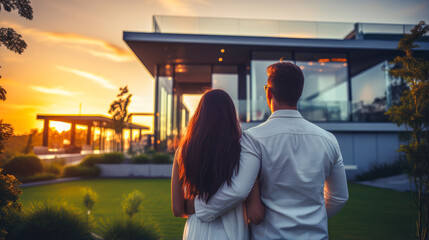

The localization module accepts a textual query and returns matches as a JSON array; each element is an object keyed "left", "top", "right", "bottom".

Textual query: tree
[
  {"left": 386, "top": 21, "right": 429, "bottom": 240},
  {"left": 0, "top": 169, "right": 22, "bottom": 240},
  {"left": 108, "top": 86, "right": 132, "bottom": 152},
  {"left": 0, "top": 0, "right": 33, "bottom": 161}
]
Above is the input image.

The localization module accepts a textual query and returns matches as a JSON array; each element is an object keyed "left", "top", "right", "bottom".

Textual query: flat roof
[
  {"left": 37, "top": 114, "right": 150, "bottom": 130},
  {"left": 123, "top": 31, "right": 429, "bottom": 78}
]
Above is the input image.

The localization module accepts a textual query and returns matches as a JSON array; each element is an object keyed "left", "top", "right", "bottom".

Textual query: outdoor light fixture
[
  {"left": 220, "top": 49, "right": 225, "bottom": 53},
  {"left": 218, "top": 57, "right": 223, "bottom": 62}
]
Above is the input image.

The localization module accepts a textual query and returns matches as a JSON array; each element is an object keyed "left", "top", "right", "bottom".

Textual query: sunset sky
[{"left": 1, "top": 0, "right": 428, "bottom": 134}]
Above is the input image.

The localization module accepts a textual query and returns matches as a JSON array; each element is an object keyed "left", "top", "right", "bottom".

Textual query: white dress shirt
[{"left": 195, "top": 110, "right": 349, "bottom": 240}]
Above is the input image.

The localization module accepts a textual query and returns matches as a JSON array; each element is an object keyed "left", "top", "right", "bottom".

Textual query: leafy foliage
[
  {"left": 1, "top": 154, "right": 43, "bottom": 178},
  {"left": 131, "top": 154, "right": 151, "bottom": 164},
  {"left": 62, "top": 165, "right": 101, "bottom": 178},
  {"left": 0, "top": 168, "right": 22, "bottom": 240},
  {"left": 0, "top": 27, "right": 27, "bottom": 54},
  {"left": 81, "top": 186, "right": 98, "bottom": 216},
  {"left": 21, "top": 173, "right": 57, "bottom": 183},
  {"left": 80, "top": 152, "right": 124, "bottom": 167},
  {"left": 151, "top": 152, "right": 172, "bottom": 164},
  {"left": 122, "top": 190, "right": 143, "bottom": 218},
  {"left": 0, "top": 0, "right": 33, "bottom": 20},
  {"left": 0, "top": 120, "right": 13, "bottom": 155},
  {"left": 108, "top": 86, "right": 132, "bottom": 135},
  {"left": 101, "top": 219, "right": 160, "bottom": 240},
  {"left": 0, "top": 0, "right": 33, "bottom": 79},
  {"left": 8, "top": 200, "right": 94, "bottom": 240},
  {"left": 385, "top": 21, "right": 429, "bottom": 240},
  {"left": 355, "top": 157, "right": 409, "bottom": 181}
]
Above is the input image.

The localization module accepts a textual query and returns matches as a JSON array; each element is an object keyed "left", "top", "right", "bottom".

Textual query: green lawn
[{"left": 20, "top": 179, "right": 416, "bottom": 240}]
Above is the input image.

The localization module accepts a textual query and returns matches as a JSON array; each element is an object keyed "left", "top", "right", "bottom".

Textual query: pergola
[{"left": 36, "top": 114, "right": 150, "bottom": 150}]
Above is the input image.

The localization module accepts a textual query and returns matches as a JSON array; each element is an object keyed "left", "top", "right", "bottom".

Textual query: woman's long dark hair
[{"left": 177, "top": 89, "right": 242, "bottom": 203}]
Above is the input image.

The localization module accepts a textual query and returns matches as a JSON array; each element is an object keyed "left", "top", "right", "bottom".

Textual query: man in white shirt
[{"left": 193, "top": 61, "right": 349, "bottom": 239}]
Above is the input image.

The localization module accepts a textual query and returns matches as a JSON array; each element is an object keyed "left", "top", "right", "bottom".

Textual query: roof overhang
[
  {"left": 123, "top": 31, "right": 429, "bottom": 78},
  {"left": 37, "top": 114, "right": 150, "bottom": 130}
]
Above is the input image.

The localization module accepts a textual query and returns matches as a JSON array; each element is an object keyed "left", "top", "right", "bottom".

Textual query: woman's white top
[{"left": 183, "top": 202, "right": 248, "bottom": 240}]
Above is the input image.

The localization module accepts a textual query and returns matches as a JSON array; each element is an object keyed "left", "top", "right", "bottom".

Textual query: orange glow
[
  {"left": 318, "top": 58, "right": 347, "bottom": 63},
  {"left": 156, "top": 113, "right": 160, "bottom": 116},
  {"left": 318, "top": 58, "right": 330, "bottom": 63},
  {"left": 343, "top": 63, "right": 348, "bottom": 67},
  {"left": 300, "top": 66, "right": 305, "bottom": 70},
  {"left": 49, "top": 121, "right": 71, "bottom": 132},
  {"left": 218, "top": 57, "right": 223, "bottom": 62},
  {"left": 220, "top": 49, "right": 225, "bottom": 53},
  {"left": 308, "top": 62, "right": 314, "bottom": 66},
  {"left": 320, "top": 62, "right": 325, "bottom": 66}
]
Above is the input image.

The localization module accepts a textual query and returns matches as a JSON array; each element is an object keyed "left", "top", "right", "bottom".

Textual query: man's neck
[{"left": 271, "top": 104, "right": 297, "bottom": 112}]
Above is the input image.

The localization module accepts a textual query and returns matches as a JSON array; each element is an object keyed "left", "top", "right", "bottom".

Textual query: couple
[{"left": 171, "top": 61, "right": 349, "bottom": 240}]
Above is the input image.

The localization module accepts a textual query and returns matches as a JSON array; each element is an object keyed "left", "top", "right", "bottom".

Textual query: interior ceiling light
[
  {"left": 220, "top": 49, "right": 225, "bottom": 53},
  {"left": 218, "top": 57, "right": 223, "bottom": 62}
]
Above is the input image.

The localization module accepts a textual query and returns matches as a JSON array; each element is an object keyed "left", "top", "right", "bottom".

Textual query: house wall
[{"left": 242, "top": 122, "right": 405, "bottom": 180}]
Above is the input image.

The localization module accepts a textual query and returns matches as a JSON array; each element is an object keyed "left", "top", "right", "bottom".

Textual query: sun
[{"left": 49, "top": 121, "right": 71, "bottom": 132}]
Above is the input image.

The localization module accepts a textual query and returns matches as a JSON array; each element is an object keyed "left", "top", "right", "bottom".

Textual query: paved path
[
  {"left": 357, "top": 174, "right": 416, "bottom": 192},
  {"left": 20, "top": 177, "right": 82, "bottom": 187}
]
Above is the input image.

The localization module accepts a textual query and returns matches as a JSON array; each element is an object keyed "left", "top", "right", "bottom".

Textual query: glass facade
[{"left": 154, "top": 53, "right": 399, "bottom": 150}]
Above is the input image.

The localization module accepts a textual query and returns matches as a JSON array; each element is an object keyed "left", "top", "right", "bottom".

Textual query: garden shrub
[
  {"left": 63, "top": 165, "right": 101, "bottom": 178},
  {"left": 1, "top": 155, "right": 43, "bottom": 178},
  {"left": 80, "top": 154, "right": 103, "bottom": 167},
  {"left": 102, "top": 152, "right": 125, "bottom": 164},
  {"left": 21, "top": 173, "right": 57, "bottom": 183},
  {"left": 43, "top": 162, "right": 62, "bottom": 175},
  {"left": 131, "top": 154, "right": 151, "bottom": 164},
  {"left": 80, "top": 153, "right": 124, "bottom": 167},
  {"left": 101, "top": 219, "right": 160, "bottom": 240},
  {"left": 151, "top": 153, "right": 172, "bottom": 164},
  {"left": 8, "top": 200, "right": 94, "bottom": 240},
  {"left": 355, "top": 157, "right": 409, "bottom": 181},
  {"left": 145, "top": 149, "right": 156, "bottom": 155},
  {"left": 0, "top": 169, "right": 22, "bottom": 240},
  {"left": 122, "top": 190, "right": 143, "bottom": 218}
]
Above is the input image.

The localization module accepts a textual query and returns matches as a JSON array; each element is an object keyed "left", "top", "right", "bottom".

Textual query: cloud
[
  {"left": 56, "top": 65, "right": 117, "bottom": 89},
  {"left": 41, "top": 32, "right": 134, "bottom": 62},
  {"left": 0, "top": 21, "right": 133, "bottom": 62},
  {"left": 30, "top": 86, "right": 82, "bottom": 96}
]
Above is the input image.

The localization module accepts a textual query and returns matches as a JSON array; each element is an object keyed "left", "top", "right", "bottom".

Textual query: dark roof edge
[{"left": 123, "top": 31, "right": 429, "bottom": 51}]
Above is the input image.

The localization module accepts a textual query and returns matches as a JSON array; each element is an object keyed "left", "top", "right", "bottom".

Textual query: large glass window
[
  {"left": 250, "top": 52, "right": 293, "bottom": 121},
  {"left": 296, "top": 53, "right": 349, "bottom": 121},
  {"left": 351, "top": 60, "right": 405, "bottom": 122},
  {"left": 212, "top": 65, "right": 239, "bottom": 111}
]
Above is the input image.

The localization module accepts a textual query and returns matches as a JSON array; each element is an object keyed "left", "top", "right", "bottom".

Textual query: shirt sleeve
[
  {"left": 325, "top": 140, "right": 349, "bottom": 218},
  {"left": 194, "top": 131, "right": 261, "bottom": 222}
]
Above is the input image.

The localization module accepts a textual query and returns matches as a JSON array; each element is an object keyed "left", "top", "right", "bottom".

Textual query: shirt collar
[{"left": 268, "top": 109, "right": 303, "bottom": 120}]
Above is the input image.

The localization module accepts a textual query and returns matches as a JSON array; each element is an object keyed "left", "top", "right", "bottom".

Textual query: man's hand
[{"left": 185, "top": 198, "right": 195, "bottom": 215}]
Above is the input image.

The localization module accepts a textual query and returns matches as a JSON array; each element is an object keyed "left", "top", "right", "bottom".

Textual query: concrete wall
[{"left": 97, "top": 164, "right": 172, "bottom": 178}]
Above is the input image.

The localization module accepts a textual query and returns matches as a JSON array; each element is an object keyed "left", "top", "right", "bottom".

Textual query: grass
[{"left": 20, "top": 179, "right": 416, "bottom": 240}]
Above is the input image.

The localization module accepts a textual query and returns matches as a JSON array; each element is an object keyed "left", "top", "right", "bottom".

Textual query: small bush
[
  {"left": 122, "top": 190, "right": 143, "bottom": 218},
  {"left": 102, "top": 152, "right": 125, "bottom": 164},
  {"left": 131, "top": 154, "right": 151, "bottom": 164},
  {"left": 21, "top": 173, "right": 57, "bottom": 183},
  {"left": 8, "top": 200, "right": 93, "bottom": 240},
  {"left": 0, "top": 169, "right": 22, "bottom": 240},
  {"left": 81, "top": 186, "right": 98, "bottom": 215},
  {"left": 80, "top": 154, "right": 103, "bottom": 167},
  {"left": 151, "top": 153, "right": 172, "bottom": 164},
  {"left": 355, "top": 157, "right": 410, "bottom": 181},
  {"left": 145, "top": 149, "right": 156, "bottom": 155},
  {"left": 101, "top": 219, "right": 160, "bottom": 240},
  {"left": 2, "top": 155, "right": 43, "bottom": 178},
  {"left": 63, "top": 165, "right": 101, "bottom": 178},
  {"left": 43, "top": 163, "right": 62, "bottom": 175}
]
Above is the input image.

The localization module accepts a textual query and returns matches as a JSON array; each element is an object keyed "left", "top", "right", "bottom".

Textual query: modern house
[{"left": 123, "top": 16, "right": 429, "bottom": 178}]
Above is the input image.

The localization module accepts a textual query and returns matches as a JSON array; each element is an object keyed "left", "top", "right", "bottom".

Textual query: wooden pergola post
[
  {"left": 42, "top": 119, "right": 49, "bottom": 147},
  {"left": 70, "top": 122, "right": 76, "bottom": 146},
  {"left": 86, "top": 125, "right": 92, "bottom": 145}
]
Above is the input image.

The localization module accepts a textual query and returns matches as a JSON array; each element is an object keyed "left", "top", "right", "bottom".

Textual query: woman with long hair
[{"left": 171, "top": 89, "right": 265, "bottom": 240}]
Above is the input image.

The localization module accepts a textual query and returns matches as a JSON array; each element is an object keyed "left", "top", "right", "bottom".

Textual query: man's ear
[{"left": 267, "top": 87, "right": 273, "bottom": 101}]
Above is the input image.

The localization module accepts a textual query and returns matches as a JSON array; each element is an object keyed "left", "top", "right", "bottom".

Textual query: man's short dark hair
[{"left": 267, "top": 61, "right": 304, "bottom": 106}]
